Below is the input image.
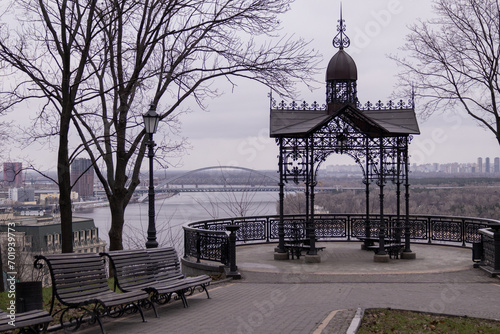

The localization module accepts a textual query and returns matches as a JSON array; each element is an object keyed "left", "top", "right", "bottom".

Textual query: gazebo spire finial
[{"left": 333, "top": 3, "right": 350, "bottom": 50}]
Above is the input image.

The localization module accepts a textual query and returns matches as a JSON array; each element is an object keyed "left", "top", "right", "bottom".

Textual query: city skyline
[{"left": 5, "top": 155, "right": 500, "bottom": 179}]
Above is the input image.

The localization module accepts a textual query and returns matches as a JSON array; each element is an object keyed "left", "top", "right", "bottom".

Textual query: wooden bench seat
[
  {"left": 146, "top": 248, "right": 212, "bottom": 306},
  {"left": 101, "top": 247, "right": 211, "bottom": 308},
  {"left": 34, "top": 253, "right": 150, "bottom": 334},
  {"left": 301, "top": 245, "right": 326, "bottom": 252},
  {"left": 0, "top": 309, "right": 52, "bottom": 333},
  {"left": 366, "top": 244, "right": 404, "bottom": 259},
  {"left": 284, "top": 243, "right": 325, "bottom": 259}
]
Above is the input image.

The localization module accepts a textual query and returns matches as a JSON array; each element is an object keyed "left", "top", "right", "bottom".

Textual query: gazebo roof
[
  {"left": 270, "top": 103, "right": 420, "bottom": 138},
  {"left": 364, "top": 109, "right": 420, "bottom": 135},
  {"left": 269, "top": 109, "right": 331, "bottom": 137}
]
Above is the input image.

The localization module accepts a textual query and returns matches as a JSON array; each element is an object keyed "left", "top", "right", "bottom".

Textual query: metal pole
[
  {"left": 364, "top": 138, "right": 371, "bottom": 247},
  {"left": 378, "top": 138, "right": 386, "bottom": 255},
  {"left": 146, "top": 133, "right": 158, "bottom": 248},
  {"left": 308, "top": 139, "right": 317, "bottom": 255},
  {"left": 277, "top": 138, "right": 286, "bottom": 253},
  {"left": 396, "top": 138, "right": 402, "bottom": 244},
  {"left": 404, "top": 137, "right": 412, "bottom": 253},
  {"left": 305, "top": 137, "right": 310, "bottom": 242}
]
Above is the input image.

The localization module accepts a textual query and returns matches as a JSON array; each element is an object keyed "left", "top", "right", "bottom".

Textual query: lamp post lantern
[{"left": 143, "top": 104, "right": 160, "bottom": 248}]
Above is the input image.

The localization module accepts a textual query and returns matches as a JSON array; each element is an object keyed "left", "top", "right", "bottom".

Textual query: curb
[{"left": 346, "top": 308, "right": 364, "bottom": 334}]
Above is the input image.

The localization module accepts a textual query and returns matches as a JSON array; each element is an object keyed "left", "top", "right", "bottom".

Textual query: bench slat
[{"left": 0, "top": 309, "right": 52, "bottom": 332}]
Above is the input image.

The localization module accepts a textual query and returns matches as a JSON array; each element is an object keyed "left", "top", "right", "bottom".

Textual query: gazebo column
[
  {"left": 363, "top": 139, "right": 371, "bottom": 250},
  {"left": 304, "top": 137, "right": 310, "bottom": 247},
  {"left": 402, "top": 138, "right": 416, "bottom": 259},
  {"left": 375, "top": 137, "right": 389, "bottom": 262},
  {"left": 305, "top": 139, "right": 320, "bottom": 263},
  {"left": 395, "top": 138, "right": 402, "bottom": 244},
  {"left": 362, "top": 179, "right": 371, "bottom": 250},
  {"left": 274, "top": 137, "right": 288, "bottom": 260}
]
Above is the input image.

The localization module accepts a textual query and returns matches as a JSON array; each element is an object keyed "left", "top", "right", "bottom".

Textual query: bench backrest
[
  {"left": 101, "top": 247, "right": 185, "bottom": 291},
  {"left": 103, "top": 249, "right": 155, "bottom": 292},
  {"left": 145, "top": 247, "right": 184, "bottom": 281},
  {"left": 34, "top": 253, "right": 110, "bottom": 303}
]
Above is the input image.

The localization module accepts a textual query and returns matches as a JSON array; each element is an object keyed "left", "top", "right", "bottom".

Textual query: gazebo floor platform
[{"left": 236, "top": 242, "right": 481, "bottom": 283}]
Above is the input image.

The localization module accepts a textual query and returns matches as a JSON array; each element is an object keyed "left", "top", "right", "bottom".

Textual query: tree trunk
[
  {"left": 108, "top": 198, "right": 126, "bottom": 251},
  {"left": 58, "top": 150, "right": 73, "bottom": 253},
  {"left": 58, "top": 103, "right": 73, "bottom": 253}
]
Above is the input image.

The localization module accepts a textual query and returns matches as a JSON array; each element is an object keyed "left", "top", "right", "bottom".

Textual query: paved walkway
[{"left": 73, "top": 242, "right": 500, "bottom": 334}]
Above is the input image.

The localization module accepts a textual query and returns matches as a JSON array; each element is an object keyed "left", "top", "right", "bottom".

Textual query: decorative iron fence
[
  {"left": 183, "top": 213, "right": 498, "bottom": 264},
  {"left": 183, "top": 227, "right": 230, "bottom": 265}
]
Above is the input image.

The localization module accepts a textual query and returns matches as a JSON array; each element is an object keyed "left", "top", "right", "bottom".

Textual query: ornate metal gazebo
[{"left": 270, "top": 13, "right": 420, "bottom": 262}]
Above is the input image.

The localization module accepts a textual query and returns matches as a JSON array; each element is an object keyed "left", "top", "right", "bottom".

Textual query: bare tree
[
  {"left": 193, "top": 171, "right": 270, "bottom": 219},
  {"left": 70, "top": 0, "right": 319, "bottom": 250},
  {"left": 0, "top": 0, "right": 103, "bottom": 252},
  {"left": 391, "top": 0, "right": 500, "bottom": 143},
  {"left": 282, "top": 192, "right": 306, "bottom": 214},
  {"left": 0, "top": 1, "right": 318, "bottom": 251},
  {"left": 123, "top": 214, "right": 183, "bottom": 251}
]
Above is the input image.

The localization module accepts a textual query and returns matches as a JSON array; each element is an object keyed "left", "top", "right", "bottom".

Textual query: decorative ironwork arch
[{"left": 312, "top": 116, "right": 370, "bottom": 177}]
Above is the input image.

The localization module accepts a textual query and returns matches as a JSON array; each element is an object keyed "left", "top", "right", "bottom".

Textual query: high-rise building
[
  {"left": 8, "top": 188, "right": 35, "bottom": 202},
  {"left": 71, "top": 158, "right": 94, "bottom": 198},
  {"left": 494, "top": 157, "right": 500, "bottom": 173},
  {"left": 485, "top": 157, "right": 491, "bottom": 173},
  {"left": 477, "top": 157, "right": 483, "bottom": 173},
  {"left": 3, "top": 162, "right": 23, "bottom": 187}
]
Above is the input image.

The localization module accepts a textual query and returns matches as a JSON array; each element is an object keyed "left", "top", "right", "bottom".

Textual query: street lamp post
[{"left": 143, "top": 104, "right": 160, "bottom": 249}]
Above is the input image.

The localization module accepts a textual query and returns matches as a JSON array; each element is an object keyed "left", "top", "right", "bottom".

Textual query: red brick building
[{"left": 3, "top": 162, "right": 23, "bottom": 187}]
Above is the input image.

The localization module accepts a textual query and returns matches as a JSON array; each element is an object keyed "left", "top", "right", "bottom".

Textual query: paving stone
[{"left": 63, "top": 242, "right": 500, "bottom": 334}]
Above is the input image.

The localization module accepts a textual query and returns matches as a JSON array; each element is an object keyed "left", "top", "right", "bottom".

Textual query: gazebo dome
[{"left": 326, "top": 49, "right": 357, "bottom": 81}]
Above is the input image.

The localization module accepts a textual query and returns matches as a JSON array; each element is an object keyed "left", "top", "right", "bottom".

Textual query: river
[{"left": 75, "top": 191, "right": 279, "bottom": 251}]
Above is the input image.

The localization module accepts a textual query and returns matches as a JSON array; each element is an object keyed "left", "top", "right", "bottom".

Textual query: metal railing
[
  {"left": 183, "top": 213, "right": 498, "bottom": 264},
  {"left": 183, "top": 226, "right": 230, "bottom": 265}
]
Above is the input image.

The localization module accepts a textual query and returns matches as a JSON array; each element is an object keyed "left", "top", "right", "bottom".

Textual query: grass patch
[{"left": 358, "top": 309, "right": 500, "bottom": 334}]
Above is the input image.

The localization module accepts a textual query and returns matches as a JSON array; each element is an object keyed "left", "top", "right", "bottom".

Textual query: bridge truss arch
[{"left": 156, "top": 166, "right": 302, "bottom": 193}]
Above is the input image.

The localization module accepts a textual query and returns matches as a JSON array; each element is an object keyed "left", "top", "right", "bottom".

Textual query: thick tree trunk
[
  {"left": 108, "top": 198, "right": 126, "bottom": 251},
  {"left": 58, "top": 132, "right": 73, "bottom": 254}
]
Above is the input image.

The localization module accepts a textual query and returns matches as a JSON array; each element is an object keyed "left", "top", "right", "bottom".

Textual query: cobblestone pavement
[{"left": 67, "top": 243, "right": 500, "bottom": 334}]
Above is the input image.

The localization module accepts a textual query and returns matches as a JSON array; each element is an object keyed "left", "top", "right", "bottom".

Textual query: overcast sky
[
  {"left": 167, "top": 0, "right": 500, "bottom": 172},
  {"left": 13, "top": 0, "right": 500, "bottom": 172}
]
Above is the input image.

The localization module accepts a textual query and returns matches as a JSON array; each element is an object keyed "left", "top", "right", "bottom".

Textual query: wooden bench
[
  {"left": 101, "top": 247, "right": 211, "bottom": 308},
  {"left": 34, "top": 253, "right": 150, "bottom": 334},
  {"left": 0, "top": 309, "right": 52, "bottom": 333}
]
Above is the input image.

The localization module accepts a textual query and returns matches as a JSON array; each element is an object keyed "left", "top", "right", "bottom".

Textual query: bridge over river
[
  {"left": 92, "top": 166, "right": 362, "bottom": 203},
  {"left": 128, "top": 166, "right": 362, "bottom": 202}
]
